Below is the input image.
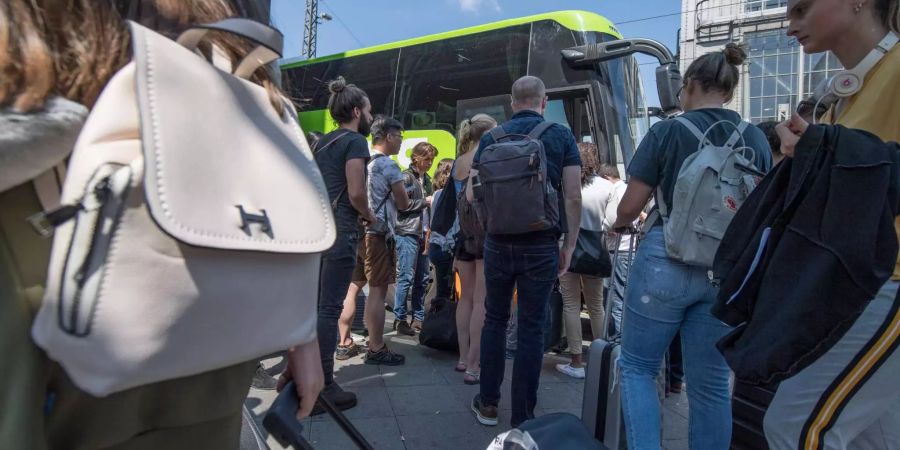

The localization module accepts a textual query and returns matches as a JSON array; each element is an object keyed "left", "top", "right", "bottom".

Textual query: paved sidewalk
[{"left": 245, "top": 323, "right": 689, "bottom": 450}]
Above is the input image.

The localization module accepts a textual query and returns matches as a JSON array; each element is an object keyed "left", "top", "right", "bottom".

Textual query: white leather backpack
[{"left": 30, "top": 19, "right": 334, "bottom": 396}]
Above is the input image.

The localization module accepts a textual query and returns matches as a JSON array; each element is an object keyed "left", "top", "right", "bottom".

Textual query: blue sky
[{"left": 270, "top": 0, "right": 683, "bottom": 108}]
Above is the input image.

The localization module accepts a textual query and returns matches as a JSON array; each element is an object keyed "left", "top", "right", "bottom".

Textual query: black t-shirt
[{"left": 314, "top": 129, "right": 370, "bottom": 233}]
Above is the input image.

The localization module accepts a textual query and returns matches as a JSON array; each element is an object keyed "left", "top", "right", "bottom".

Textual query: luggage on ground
[
  {"left": 543, "top": 282, "right": 564, "bottom": 352},
  {"left": 264, "top": 381, "right": 374, "bottom": 450},
  {"left": 654, "top": 118, "right": 761, "bottom": 267},
  {"left": 30, "top": 19, "right": 331, "bottom": 396},
  {"left": 488, "top": 413, "right": 608, "bottom": 450},
  {"left": 419, "top": 295, "right": 459, "bottom": 351},
  {"left": 472, "top": 122, "right": 560, "bottom": 235}
]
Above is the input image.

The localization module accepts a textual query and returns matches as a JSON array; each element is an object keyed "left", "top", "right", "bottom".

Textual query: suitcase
[
  {"left": 582, "top": 233, "right": 636, "bottom": 450},
  {"left": 543, "top": 282, "right": 564, "bottom": 352},
  {"left": 731, "top": 380, "right": 777, "bottom": 450},
  {"left": 351, "top": 292, "right": 366, "bottom": 334},
  {"left": 582, "top": 338, "right": 627, "bottom": 450}
]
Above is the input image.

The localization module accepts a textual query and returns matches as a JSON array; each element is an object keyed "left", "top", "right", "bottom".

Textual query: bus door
[{"left": 544, "top": 85, "right": 606, "bottom": 161}]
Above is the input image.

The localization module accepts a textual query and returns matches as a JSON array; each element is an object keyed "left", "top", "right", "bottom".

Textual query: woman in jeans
[
  {"left": 555, "top": 143, "right": 612, "bottom": 379},
  {"left": 612, "top": 43, "right": 773, "bottom": 449}
]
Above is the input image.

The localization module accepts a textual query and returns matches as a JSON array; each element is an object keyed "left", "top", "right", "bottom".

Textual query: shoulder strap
[
  {"left": 314, "top": 130, "right": 351, "bottom": 155},
  {"left": 674, "top": 117, "right": 707, "bottom": 143},
  {"left": 724, "top": 121, "right": 749, "bottom": 149},
  {"left": 528, "top": 121, "right": 555, "bottom": 140},
  {"left": 489, "top": 126, "right": 507, "bottom": 142}
]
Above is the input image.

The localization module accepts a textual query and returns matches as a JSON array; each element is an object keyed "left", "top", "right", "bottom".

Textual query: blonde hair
[
  {"left": 0, "top": 0, "right": 284, "bottom": 113},
  {"left": 457, "top": 113, "right": 497, "bottom": 156}
]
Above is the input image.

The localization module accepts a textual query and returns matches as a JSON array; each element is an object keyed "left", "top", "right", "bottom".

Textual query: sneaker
[
  {"left": 393, "top": 320, "right": 415, "bottom": 336},
  {"left": 556, "top": 363, "right": 586, "bottom": 379},
  {"left": 250, "top": 363, "right": 277, "bottom": 390},
  {"left": 365, "top": 344, "right": 406, "bottom": 366},
  {"left": 471, "top": 394, "right": 498, "bottom": 426},
  {"left": 335, "top": 343, "right": 361, "bottom": 361},
  {"left": 411, "top": 319, "right": 423, "bottom": 333},
  {"left": 311, "top": 383, "right": 357, "bottom": 416}
]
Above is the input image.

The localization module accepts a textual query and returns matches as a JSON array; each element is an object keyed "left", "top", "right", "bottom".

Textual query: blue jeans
[
  {"left": 480, "top": 236, "right": 559, "bottom": 427},
  {"left": 393, "top": 234, "right": 428, "bottom": 322},
  {"left": 428, "top": 242, "right": 454, "bottom": 300},
  {"left": 620, "top": 227, "right": 731, "bottom": 450},
  {"left": 317, "top": 229, "right": 359, "bottom": 386}
]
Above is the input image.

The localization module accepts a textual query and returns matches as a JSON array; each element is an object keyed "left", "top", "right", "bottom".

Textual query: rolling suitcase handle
[{"left": 263, "top": 381, "right": 375, "bottom": 450}]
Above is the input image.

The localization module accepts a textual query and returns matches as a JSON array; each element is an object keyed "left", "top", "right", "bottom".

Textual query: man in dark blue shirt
[{"left": 467, "top": 76, "right": 582, "bottom": 428}]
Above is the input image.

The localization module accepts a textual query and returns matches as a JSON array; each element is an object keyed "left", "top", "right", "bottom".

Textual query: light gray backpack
[{"left": 657, "top": 117, "right": 759, "bottom": 267}]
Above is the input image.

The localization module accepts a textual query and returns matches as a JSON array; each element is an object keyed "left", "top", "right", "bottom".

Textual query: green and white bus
[{"left": 281, "top": 10, "right": 681, "bottom": 174}]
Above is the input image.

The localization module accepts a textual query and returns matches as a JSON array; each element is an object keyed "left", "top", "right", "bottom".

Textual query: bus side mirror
[
  {"left": 562, "top": 38, "right": 683, "bottom": 117},
  {"left": 656, "top": 64, "right": 682, "bottom": 117}
]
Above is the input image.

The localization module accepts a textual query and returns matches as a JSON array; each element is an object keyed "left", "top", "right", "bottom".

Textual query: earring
[{"left": 853, "top": 2, "right": 864, "bottom": 13}]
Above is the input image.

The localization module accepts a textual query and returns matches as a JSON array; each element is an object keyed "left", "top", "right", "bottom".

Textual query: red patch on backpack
[{"left": 724, "top": 196, "right": 738, "bottom": 212}]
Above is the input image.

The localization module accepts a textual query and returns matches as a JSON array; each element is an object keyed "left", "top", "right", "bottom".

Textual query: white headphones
[{"left": 828, "top": 31, "right": 899, "bottom": 97}]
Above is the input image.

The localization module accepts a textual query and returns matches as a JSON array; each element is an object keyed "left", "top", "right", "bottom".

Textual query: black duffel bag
[
  {"left": 419, "top": 296, "right": 459, "bottom": 351},
  {"left": 568, "top": 228, "right": 612, "bottom": 277}
]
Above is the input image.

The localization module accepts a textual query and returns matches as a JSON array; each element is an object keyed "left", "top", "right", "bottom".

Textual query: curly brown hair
[
  {"left": 577, "top": 142, "right": 601, "bottom": 187},
  {"left": 431, "top": 158, "right": 454, "bottom": 191}
]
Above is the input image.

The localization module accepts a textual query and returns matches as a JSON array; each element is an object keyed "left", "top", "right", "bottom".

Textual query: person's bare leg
[
  {"left": 338, "top": 281, "right": 365, "bottom": 347},
  {"left": 456, "top": 260, "right": 476, "bottom": 368},
  {"left": 365, "top": 285, "right": 389, "bottom": 351},
  {"left": 466, "top": 259, "right": 487, "bottom": 373}
]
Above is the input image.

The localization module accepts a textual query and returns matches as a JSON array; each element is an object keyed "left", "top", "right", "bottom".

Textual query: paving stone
[
  {"left": 662, "top": 407, "right": 689, "bottom": 440},
  {"left": 310, "top": 385, "right": 393, "bottom": 422},
  {"left": 387, "top": 384, "right": 469, "bottom": 416},
  {"left": 333, "top": 361, "right": 385, "bottom": 388},
  {"left": 663, "top": 438, "right": 690, "bottom": 450},
  {"left": 396, "top": 411, "right": 500, "bottom": 450},
  {"left": 536, "top": 382, "right": 583, "bottom": 411},
  {"left": 380, "top": 361, "right": 449, "bottom": 387},
  {"left": 308, "top": 416, "right": 405, "bottom": 450}
]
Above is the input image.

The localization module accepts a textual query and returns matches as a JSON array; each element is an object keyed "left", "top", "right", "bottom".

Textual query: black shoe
[
  {"left": 250, "top": 364, "right": 277, "bottom": 390},
  {"left": 311, "top": 383, "right": 358, "bottom": 416},
  {"left": 364, "top": 344, "right": 406, "bottom": 366},
  {"left": 393, "top": 320, "right": 415, "bottom": 336}
]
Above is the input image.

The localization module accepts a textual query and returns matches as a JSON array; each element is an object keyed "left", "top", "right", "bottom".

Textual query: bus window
[
  {"left": 601, "top": 55, "right": 649, "bottom": 171},
  {"left": 393, "top": 25, "right": 530, "bottom": 134},
  {"left": 456, "top": 94, "right": 513, "bottom": 126},
  {"left": 283, "top": 50, "right": 400, "bottom": 116}
]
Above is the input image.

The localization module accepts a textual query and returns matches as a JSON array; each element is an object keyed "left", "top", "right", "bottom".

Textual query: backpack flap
[{"left": 131, "top": 21, "right": 334, "bottom": 253}]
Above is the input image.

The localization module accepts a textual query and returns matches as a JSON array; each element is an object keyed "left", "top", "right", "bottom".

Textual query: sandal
[
  {"left": 464, "top": 370, "right": 480, "bottom": 385},
  {"left": 455, "top": 361, "right": 467, "bottom": 373}
]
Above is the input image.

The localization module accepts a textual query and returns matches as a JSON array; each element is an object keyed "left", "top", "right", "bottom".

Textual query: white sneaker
[{"left": 556, "top": 363, "right": 586, "bottom": 379}]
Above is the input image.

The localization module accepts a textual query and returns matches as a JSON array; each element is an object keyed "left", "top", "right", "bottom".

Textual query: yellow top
[{"left": 826, "top": 43, "right": 900, "bottom": 279}]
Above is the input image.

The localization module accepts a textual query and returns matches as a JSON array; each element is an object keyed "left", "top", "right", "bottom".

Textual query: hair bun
[
  {"left": 328, "top": 77, "right": 347, "bottom": 94},
  {"left": 722, "top": 43, "right": 748, "bottom": 66}
]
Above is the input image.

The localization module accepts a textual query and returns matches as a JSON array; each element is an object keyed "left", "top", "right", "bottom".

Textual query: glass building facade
[{"left": 745, "top": 28, "right": 843, "bottom": 123}]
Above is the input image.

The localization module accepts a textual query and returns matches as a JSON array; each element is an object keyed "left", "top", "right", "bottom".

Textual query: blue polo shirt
[{"left": 473, "top": 110, "right": 581, "bottom": 241}]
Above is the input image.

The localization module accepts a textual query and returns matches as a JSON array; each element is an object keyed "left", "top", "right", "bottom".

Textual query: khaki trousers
[{"left": 558, "top": 272, "right": 605, "bottom": 355}]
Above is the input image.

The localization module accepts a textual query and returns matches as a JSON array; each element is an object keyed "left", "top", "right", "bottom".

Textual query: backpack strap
[
  {"left": 527, "top": 121, "right": 555, "bottom": 140},
  {"left": 674, "top": 117, "right": 708, "bottom": 145},
  {"left": 724, "top": 121, "right": 749, "bottom": 149},
  {"left": 489, "top": 126, "right": 507, "bottom": 142}
]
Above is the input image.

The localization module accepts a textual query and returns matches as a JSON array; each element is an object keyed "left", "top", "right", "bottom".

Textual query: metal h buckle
[{"left": 237, "top": 205, "right": 274, "bottom": 238}]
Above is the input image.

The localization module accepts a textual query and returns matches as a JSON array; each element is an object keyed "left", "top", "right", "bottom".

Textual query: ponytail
[{"left": 457, "top": 114, "right": 496, "bottom": 157}]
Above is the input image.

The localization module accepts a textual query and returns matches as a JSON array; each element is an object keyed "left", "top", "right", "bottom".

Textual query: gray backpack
[
  {"left": 658, "top": 117, "right": 759, "bottom": 267},
  {"left": 472, "top": 122, "right": 560, "bottom": 235}
]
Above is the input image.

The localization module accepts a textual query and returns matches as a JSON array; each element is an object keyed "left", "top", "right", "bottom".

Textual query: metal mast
[{"left": 301, "top": 0, "right": 319, "bottom": 59}]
